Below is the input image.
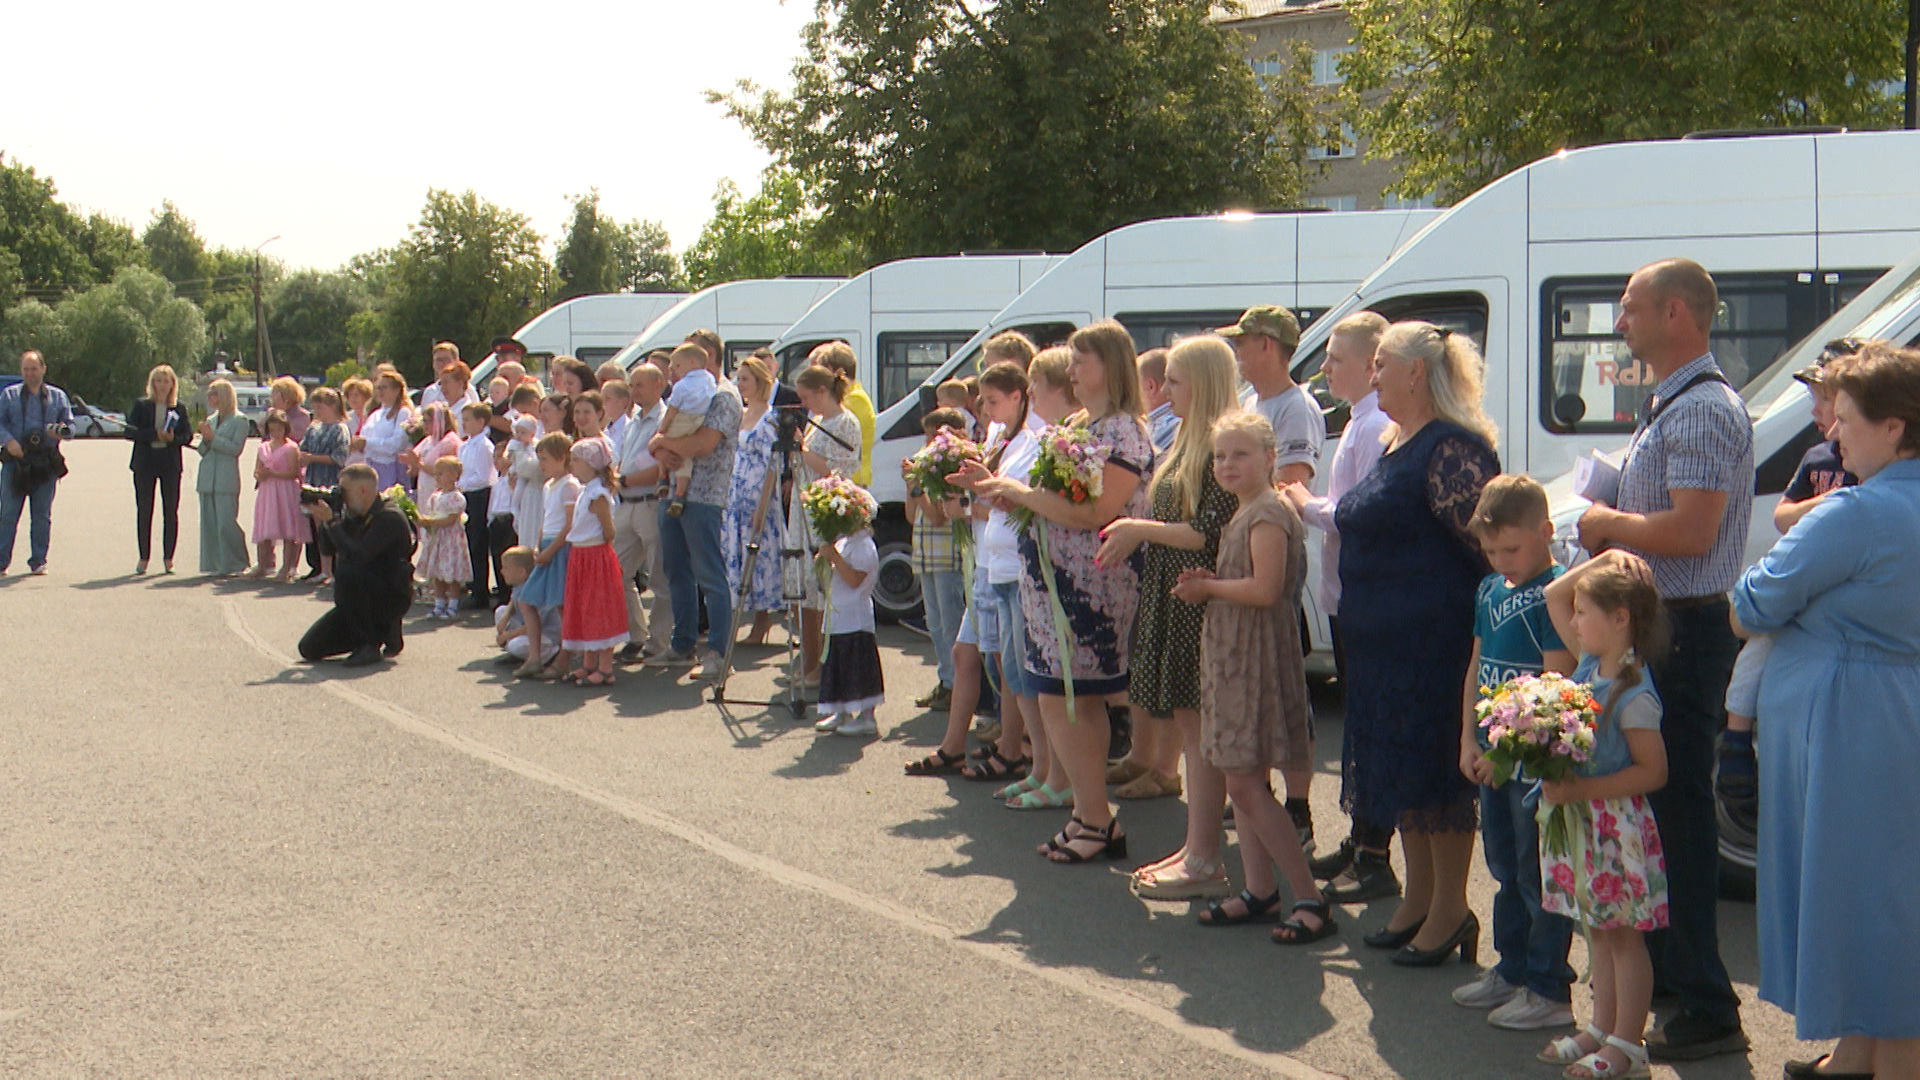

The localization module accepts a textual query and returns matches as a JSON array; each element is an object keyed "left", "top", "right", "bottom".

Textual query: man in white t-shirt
[
  {"left": 1216, "top": 303, "right": 1325, "bottom": 850},
  {"left": 1218, "top": 305, "right": 1324, "bottom": 488}
]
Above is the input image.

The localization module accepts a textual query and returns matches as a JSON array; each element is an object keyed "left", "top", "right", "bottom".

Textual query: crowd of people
[{"left": 4, "top": 251, "right": 1918, "bottom": 1078}]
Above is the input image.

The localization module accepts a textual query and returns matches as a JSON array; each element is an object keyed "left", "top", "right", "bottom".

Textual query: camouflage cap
[{"left": 1214, "top": 305, "right": 1302, "bottom": 348}]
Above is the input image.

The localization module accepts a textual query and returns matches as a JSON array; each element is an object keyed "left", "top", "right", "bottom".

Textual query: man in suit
[{"left": 299, "top": 465, "right": 416, "bottom": 666}]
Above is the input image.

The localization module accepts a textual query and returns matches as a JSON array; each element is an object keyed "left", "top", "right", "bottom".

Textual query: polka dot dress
[{"left": 1127, "top": 467, "right": 1236, "bottom": 717}]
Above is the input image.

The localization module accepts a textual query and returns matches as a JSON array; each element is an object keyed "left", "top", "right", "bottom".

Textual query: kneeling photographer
[{"left": 298, "top": 464, "right": 415, "bottom": 666}]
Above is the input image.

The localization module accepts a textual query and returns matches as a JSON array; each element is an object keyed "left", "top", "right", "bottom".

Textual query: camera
[
  {"left": 298, "top": 485, "right": 344, "bottom": 514},
  {"left": 771, "top": 403, "right": 808, "bottom": 452}
]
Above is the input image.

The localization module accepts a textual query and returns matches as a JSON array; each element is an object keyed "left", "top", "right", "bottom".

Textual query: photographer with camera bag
[
  {"left": 0, "top": 350, "right": 73, "bottom": 577},
  {"left": 298, "top": 464, "right": 417, "bottom": 667}
]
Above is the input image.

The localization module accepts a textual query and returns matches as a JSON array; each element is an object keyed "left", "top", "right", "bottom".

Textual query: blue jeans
[
  {"left": 659, "top": 500, "right": 731, "bottom": 656},
  {"left": 0, "top": 459, "right": 56, "bottom": 571},
  {"left": 920, "top": 569, "right": 966, "bottom": 686},
  {"left": 1481, "top": 780, "right": 1575, "bottom": 1002}
]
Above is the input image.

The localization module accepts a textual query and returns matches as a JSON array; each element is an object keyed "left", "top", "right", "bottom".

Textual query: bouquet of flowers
[
  {"left": 906, "top": 428, "right": 982, "bottom": 502},
  {"left": 382, "top": 484, "right": 420, "bottom": 526},
  {"left": 1012, "top": 424, "right": 1107, "bottom": 533},
  {"left": 801, "top": 475, "right": 877, "bottom": 547},
  {"left": 1475, "top": 672, "right": 1601, "bottom": 858}
]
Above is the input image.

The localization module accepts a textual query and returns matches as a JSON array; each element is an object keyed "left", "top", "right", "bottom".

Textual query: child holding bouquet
[
  {"left": 787, "top": 363, "right": 864, "bottom": 683},
  {"left": 901, "top": 407, "right": 978, "bottom": 714},
  {"left": 1532, "top": 548, "right": 1671, "bottom": 1080},
  {"left": 804, "top": 475, "right": 885, "bottom": 738}
]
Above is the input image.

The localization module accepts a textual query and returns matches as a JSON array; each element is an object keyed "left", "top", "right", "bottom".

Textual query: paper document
[{"left": 1572, "top": 449, "right": 1623, "bottom": 506}]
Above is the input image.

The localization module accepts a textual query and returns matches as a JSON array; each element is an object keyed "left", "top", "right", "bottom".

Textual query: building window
[
  {"left": 1249, "top": 57, "right": 1282, "bottom": 82},
  {"left": 1383, "top": 192, "right": 1436, "bottom": 210},
  {"left": 1303, "top": 195, "right": 1358, "bottom": 212},
  {"left": 1306, "top": 122, "right": 1358, "bottom": 160},
  {"left": 1312, "top": 46, "right": 1355, "bottom": 86}
]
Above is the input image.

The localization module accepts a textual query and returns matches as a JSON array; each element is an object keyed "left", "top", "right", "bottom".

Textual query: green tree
[
  {"left": 1341, "top": 0, "right": 1906, "bottom": 204},
  {"left": 268, "top": 270, "right": 371, "bottom": 376},
  {"left": 716, "top": 0, "right": 1305, "bottom": 265},
  {"left": 141, "top": 201, "right": 211, "bottom": 287},
  {"left": 0, "top": 154, "right": 148, "bottom": 306},
  {"left": 554, "top": 191, "right": 682, "bottom": 298},
  {"left": 377, "top": 189, "right": 552, "bottom": 385},
  {"left": 681, "top": 170, "right": 856, "bottom": 288},
  {"left": 0, "top": 267, "right": 207, "bottom": 406}
]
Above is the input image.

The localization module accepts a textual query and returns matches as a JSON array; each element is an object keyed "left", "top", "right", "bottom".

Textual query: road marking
[{"left": 222, "top": 600, "right": 1338, "bottom": 1080}]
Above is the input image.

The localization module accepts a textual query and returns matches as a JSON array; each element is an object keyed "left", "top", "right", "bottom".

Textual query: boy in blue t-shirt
[{"left": 1455, "top": 475, "right": 1578, "bottom": 1029}]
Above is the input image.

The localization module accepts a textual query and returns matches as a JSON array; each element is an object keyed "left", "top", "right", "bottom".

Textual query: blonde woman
[
  {"left": 358, "top": 370, "right": 416, "bottom": 491},
  {"left": 129, "top": 364, "right": 192, "bottom": 574},
  {"left": 1095, "top": 335, "right": 1243, "bottom": 896},
  {"left": 196, "top": 379, "right": 252, "bottom": 577},
  {"left": 270, "top": 375, "right": 310, "bottom": 440},
  {"left": 1332, "top": 320, "right": 1501, "bottom": 965},
  {"left": 955, "top": 320, "right": 1154, "bottom": 865}
]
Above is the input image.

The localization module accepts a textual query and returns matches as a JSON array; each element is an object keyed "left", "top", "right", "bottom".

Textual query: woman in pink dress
[{"left": 249, "top": 409, "right": 310, "bottom": 582}]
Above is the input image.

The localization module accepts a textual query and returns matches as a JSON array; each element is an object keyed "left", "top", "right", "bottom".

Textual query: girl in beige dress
[{"left": 1172, "top": 412, "right": 1334, "bottom": 946}]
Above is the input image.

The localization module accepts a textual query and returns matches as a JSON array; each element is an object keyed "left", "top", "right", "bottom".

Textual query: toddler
[
  {"left": 415, "top": 456, "right": 471, "bottom": 618},
  {"left": 812, "top": 510, "right": 885, "bottom": 738},
  {"left": 657, "top": 346, "right": 717, "bottom": 517},
  {"left": 494, "top": 546, "right": 561, "bottom": 669}
]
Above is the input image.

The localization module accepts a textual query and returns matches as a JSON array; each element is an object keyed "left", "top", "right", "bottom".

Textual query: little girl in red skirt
[{"left": 559, "top": 438, "right": 629, "bottom": 685}]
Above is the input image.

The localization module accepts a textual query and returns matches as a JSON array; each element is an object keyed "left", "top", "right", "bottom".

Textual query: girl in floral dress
[
  {"left": 415, "top": 457, "right": 471, "bottom": 619},
  {"left": 954, "top": 324, "right": 1154, "bottom": 866},
  {"left": 1535, "top": 549, "right": 1671, "bottom": 1080}
]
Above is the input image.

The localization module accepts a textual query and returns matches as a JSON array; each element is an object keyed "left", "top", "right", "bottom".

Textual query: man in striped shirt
[{"left": 1576, "top": 258, "right": 1752, "bottom": 1063}]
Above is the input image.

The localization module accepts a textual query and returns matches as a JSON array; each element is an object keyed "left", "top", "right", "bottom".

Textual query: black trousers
[
  {"left": 463, "top": 489, "right": 492, "bottom": 601},
  {"left": 487, "top": 514, "right": 517, "bottom": 603},
  {"left": 133, "top": 468, "right": 182, "bottom": 563},
  {"left": 298, "top": 577, "right": 409, "bottom": 660},
  {"left": 1647, "top": 598, "right": 1743, "bottom": 1027}
]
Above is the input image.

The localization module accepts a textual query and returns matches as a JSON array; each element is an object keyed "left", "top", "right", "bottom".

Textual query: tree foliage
[
  {"left": 0, "top": 267, "right": 207, "bottom": 406},
  {"left": 681, "top": 170, "right": 856, "bottom": 288},
  {"left": 268, "top": 270, "right": 372, "bottom": 375},
  {"left": 0, "top": 154, "right": 146, "bottom": 308},
  {"left": 715, "top": 0, "right": 1306, "bottom": 266},
  {"left": 1342, "top": 0, "right": 1906, "bottom": 203},
  {"left": 141, "top": 201, "right": 212, "bottom": 287},
  {"left": 554, "top": 191, "right": 682, "bottom": 298},
  {"left": 376, "top": 189, "right": 553, "bottom": 386}
]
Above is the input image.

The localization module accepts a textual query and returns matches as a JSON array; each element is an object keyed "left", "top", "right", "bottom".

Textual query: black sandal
[
  {"left": 904, "top": 748, "right": 968, "bottom": 777},
  {"left": 1271, "top": 898, "right": 1339, "bottom": 945},
  {"left": 1045, "top": 818, "right": 1127, "bottom": 864},
  {"left": 1198, "top": 889, "right": 1283, "bottom": 927},
  {"left": 961, "top": 748, "right": 1030, "bottom": 782}
]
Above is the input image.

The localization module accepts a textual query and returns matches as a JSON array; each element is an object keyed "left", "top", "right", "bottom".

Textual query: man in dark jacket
[{"left": 299, "top": 464, "right": 415, "bottom": 666}]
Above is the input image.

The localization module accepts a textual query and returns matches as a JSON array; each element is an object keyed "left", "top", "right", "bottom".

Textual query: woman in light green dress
[{"left": 196, "top": 379, "right": 251, "bottom": 577}]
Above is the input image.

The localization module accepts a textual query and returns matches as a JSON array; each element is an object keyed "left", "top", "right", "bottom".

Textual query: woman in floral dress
[
  {"left": 724, "top": 356, "right": 786, "bottom": 642},
  {"left": 957, "top": 323, "right": 1153, "bottom": 865}
]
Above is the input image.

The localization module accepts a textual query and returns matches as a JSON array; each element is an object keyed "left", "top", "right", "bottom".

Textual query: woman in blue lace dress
[
  {"left": 723, "top": 357, "right": 786, "bottom": 641},
  {"left": 1334, "top": 321, "right": 1501, "bottom": 965}
]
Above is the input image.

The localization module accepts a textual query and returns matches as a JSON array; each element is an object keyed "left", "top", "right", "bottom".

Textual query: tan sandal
[
  {"left": 1114, "top": 770, "right": 1182, "bottom": 800},
  {"left": 1131, "top": 857, "right": 1232, "bottom": 900},
  {"left": 1106, "top": 759, "right": 1149, "bottom": 786}
]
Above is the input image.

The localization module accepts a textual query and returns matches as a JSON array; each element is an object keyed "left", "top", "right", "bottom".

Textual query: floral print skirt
[{"left": 1540, "top": 795, "right": 1669, "bottom": 932}]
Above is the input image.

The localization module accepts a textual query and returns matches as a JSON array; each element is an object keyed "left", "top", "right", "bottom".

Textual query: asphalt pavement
[{"left": 0, "top": 439, "right": 1822, "bottom": 1078}]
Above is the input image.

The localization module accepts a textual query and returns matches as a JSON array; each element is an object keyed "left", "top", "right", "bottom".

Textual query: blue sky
[{"left": 6, "top": 0, "right": 814, "bottom": 271}]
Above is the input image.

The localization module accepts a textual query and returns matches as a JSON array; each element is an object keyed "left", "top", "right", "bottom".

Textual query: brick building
[{"left": 1213, "top": 0, "right": 1432, "bottom": 212}]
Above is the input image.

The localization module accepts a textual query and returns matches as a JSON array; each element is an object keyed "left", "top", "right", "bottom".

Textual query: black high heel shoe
[
  {"left": 1391, "top": 913, "right": 1479, "bottom": 967},
  {"left": 1362, "top": 918, "right": 1424, "bottom": 950}
]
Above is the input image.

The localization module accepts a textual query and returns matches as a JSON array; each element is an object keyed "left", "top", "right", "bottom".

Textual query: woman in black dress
[
  {"left": 129, "top": 364, "right": 192, "bottom": 574},
  {"left": 1333, "top": 321, "right": 1500, "bottom": 965}
]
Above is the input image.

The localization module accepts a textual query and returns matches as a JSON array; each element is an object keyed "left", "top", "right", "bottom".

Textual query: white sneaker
[
  {"left": 1452, "top": 969, "right": 1521, "bottom": 1009},
  {"left": 691, "top": 653, "right": 728, "bottom": 683},
  {"left": 813, "top": 713, "right": 844, "bottom": 734},
  {"left": 835, "top": 712, "right": 878, "bottom": 738},
  {"left": 1488, "top": 988, "right": 1576, "bottom": 1031}
]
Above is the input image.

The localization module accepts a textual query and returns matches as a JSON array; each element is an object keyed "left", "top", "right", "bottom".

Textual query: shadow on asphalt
[{"left": 874, "top": 677, "right": 1769, "bottom": 1080}]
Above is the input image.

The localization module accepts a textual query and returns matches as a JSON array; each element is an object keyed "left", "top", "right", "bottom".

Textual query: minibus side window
[
  {"left": 877, "top": 332, "right": 975, "bottom": 411},
  {"left": 1542, "top": 274, "right": 1809, "bottom": 434}
]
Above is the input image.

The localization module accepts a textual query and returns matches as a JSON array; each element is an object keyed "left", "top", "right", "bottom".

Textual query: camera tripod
[{"left": 709, "top": 406, "right": 857, "bottom": 717}]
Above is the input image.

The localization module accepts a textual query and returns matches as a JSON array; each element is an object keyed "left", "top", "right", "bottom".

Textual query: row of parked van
[{"left": 467, "top": 128, "right": 1920, "bottom": 640}]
